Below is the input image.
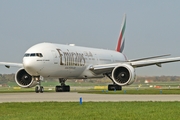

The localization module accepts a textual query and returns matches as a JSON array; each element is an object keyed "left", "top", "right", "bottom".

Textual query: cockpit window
[
  {"left": 36, "top": 53, "right": 43, "bottom": 57},
  {"left": 24, "top": 53, "right": 30, "bottom": 57},
  {"left": 30, "top": 53, "right": 36, "bottom": 56},
  {"left": 24, "top": 53, "right": 43, "bottom": 57}
]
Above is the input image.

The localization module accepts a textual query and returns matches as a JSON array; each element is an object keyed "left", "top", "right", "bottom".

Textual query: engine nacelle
[
  {"left": 15, "top": 68, "right": 37, "bottom": 88},
  {"left": 112, "top": 64, "right": 136, "bottom": 86}
]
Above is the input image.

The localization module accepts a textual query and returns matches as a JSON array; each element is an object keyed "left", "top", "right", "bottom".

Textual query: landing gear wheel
[
  {"left": 55, "top": 86, "right": 58, "bottom": 92},
  {"left": 35, "top": 86, "right": 44, "bottom": 93},
  {"left": 64, "top": 85, "right": 70, "bottom": 92},
  {"left": 35, "top": 86, "right": 39, "bottom": 93},
  {"left": 56, "top": 78, "right": 70, "bottom": 92},
  {"left": 40, "top": 86, "right": 44, "bottom": 93},
  {"left": 108, "top": 84, "right": 122, "bottom": 91},
  {"left": 55, "top": 85, "right": 70, "bottom": 92}
]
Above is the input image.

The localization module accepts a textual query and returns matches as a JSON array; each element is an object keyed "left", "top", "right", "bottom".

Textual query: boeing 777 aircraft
[{"left": 1, "top": 15, "right": 180, "bottom": 93}]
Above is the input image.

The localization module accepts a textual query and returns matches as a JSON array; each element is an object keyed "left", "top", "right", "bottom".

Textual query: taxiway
[{"left": 0, "top": 92, "right": 180, "bottom": 103}]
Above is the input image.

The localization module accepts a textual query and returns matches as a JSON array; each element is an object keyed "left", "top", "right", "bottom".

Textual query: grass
[
  {"left": 79, "top": 88, "right": 180, "bottom": 94},
  {"left": 6, "top": 81, "right": 108, "bottom": 87},
  {"left": 1, "top": 81, "right": 180, "bottom": 94},
  {"left": 1, "top": 81, "right": 180, "bottom": 119},
  {"left": 0, "top": 102, "right": 180, "bottom": 120},
  {"left": 1, "top": 86, "right": 180, "bottom": 94}
]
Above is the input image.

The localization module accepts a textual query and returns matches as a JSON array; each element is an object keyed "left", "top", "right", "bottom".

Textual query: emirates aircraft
[{"left": 1, "top": 15, "right": 180, "bottom": 93}]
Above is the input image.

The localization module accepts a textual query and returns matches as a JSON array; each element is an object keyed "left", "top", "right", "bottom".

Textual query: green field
[
  {"left": 1, "top": 81, "right": 180, "bottom": 120},
  {"left": 0, "top": 102, "right": 180, "bottom": 120},
  {"left": 1, "top": 80, "right": 180, "bottom": 94},
  {"left": 1, "top": 86, "right": 180, "bottom": 94}
]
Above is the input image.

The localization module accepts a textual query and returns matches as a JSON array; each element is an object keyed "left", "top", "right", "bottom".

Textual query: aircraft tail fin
[{"left": 116, "top": 14, "right": 126, "bottom": 52}]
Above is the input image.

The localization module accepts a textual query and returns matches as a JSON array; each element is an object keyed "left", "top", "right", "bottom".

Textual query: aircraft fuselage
[{"left": 23, "top": 43, "right": 127, "bottom": 79}]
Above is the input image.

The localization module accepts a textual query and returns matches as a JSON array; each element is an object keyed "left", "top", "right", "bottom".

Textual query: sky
[{"left": 0, "top": 0, "right": 180, "bottom": 76}]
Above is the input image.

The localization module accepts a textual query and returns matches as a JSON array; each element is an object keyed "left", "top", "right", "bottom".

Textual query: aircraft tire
[
  {"left": 55, "top": 86, "right": 60, "bottom": 92},
  {"left": 40, "top": 86, "right": 44, "bottom": 93},
  {"left": 55, "top": 85, "right": 70, "bottom": 92},
  {"left": 64, "top": 85, "right": 70, "bottom": 92},
  {"left": 108, "top": 84, "right": 122, "bottom": 91},
  {"left": 35, "top": 86, "right": 39, "bottom": 93}
]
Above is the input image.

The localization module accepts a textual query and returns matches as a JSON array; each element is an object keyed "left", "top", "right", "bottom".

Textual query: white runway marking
[{"left": 0, "top": 92, "right": 180, "bottom": 103}]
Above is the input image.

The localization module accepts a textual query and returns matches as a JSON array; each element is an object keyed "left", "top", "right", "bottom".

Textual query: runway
[{"left": 0, "top": 92, "right": 180, "bottom": 103}]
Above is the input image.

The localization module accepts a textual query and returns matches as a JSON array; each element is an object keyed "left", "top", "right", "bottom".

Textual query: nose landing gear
[
  {"left": 33, "top": 76, "right": 44, "bottom": 93},
  {"left": 35, "top": 85, "right": 44, "bottom": 93}
]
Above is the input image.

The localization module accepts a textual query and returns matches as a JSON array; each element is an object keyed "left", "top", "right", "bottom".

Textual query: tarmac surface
[{"left": 0, "top": 92, "right": 180, "bottom": 102}]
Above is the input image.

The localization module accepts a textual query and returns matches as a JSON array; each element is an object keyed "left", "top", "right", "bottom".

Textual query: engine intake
[
  {"left": 112, "top": 64, "right": 136, "bottom": 86},
  {"left": 15, "top": 68, "right": 37, "bottom": 88}
]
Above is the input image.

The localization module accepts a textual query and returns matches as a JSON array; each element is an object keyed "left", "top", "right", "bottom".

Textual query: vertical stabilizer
[{"left": 116, "top": 14, "right": 126, "bottom": 52}]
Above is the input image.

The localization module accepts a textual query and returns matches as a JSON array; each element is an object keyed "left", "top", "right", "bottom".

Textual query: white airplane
[{"left": 1, "top": 15, "right": 180, "bottom": 93}]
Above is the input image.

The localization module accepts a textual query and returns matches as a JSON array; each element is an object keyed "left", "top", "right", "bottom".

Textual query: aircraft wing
[
  {"left": 89, "top": 63, "right": 119, "bottom": 75},
  {"left": 0, "top": 62, "right": 23, "bottom": 68},
  {"left": 90, "top": 57, "right": 180, "bottom": 75},
  {"left": 130, "top": 57, "right": 180, "bottom": 67}
]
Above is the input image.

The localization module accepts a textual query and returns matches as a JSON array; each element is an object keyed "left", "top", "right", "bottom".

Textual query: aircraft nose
[{"left": 23, "top": 58, "right": 39, "bottom": 76}]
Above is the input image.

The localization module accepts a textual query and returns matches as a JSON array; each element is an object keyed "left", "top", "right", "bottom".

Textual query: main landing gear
[
  {"left": 34, "top": 76, "right": 44, "bottom": 93},
  {"left": 55, "top": 78, "right": 70, "bottom": 92},
  {"left": 105, "top": 74, "right": 122, "bottom": 91},
  {"left": 108, "top": 84, "right": 122, "bottom": 91}
]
